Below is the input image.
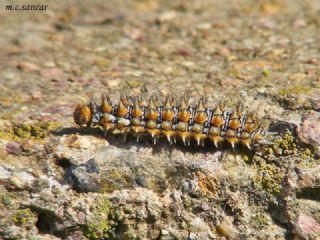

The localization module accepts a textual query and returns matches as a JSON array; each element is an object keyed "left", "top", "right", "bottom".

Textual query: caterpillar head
[{"left": 73, "top": 103, "right": 92, "bottom": 127}]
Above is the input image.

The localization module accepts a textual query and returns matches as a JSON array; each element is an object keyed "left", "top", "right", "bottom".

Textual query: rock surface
[{"left": 1, "top": 0, "right": 320, "bottom": 239}]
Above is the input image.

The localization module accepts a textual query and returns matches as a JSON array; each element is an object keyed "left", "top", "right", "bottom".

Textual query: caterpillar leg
[
  {"left": 122, "top": 134, "right": 127, "bottom": 143},
  {"left": 104, "top": 131, "right": 108, "bottom": 138}
]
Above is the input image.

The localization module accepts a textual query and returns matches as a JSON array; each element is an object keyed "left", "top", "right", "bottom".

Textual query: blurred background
[{"left": 1, "top": 0, "right": 320, "bottom": 126}]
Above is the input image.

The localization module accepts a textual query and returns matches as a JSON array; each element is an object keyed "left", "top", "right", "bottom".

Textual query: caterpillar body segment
[{"left": 73, "top": 93, "right": 268, "bottom": 149}]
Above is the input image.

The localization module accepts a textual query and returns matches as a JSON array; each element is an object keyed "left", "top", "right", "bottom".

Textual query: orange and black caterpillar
[{"left": 74, "top": 93, "right": 269, "bottom": 149}]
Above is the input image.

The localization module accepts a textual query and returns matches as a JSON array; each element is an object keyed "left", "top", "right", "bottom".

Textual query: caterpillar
[{"left": 73, "top": 93, "right": 269, "bottom": 150}]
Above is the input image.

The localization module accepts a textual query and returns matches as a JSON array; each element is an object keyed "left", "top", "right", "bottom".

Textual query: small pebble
[
  {"left": 6, "top": 142, "right": 21, "bottom": 155},
  {"left": 40, "top": 67, "right": 63, "bottom": 78},
  {"left": 17, "top": 61, "right": 40, "bottom": 72}
]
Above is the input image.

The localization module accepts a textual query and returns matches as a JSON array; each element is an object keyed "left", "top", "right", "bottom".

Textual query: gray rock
[
  {"left": 9, "top": 171, "right": 35, "bottom": 189},
  {"left": 67, "top": 158, "right": 101, "bottom": 192},
  {"left": 269, "top": 112, "right": 302, "bottom": 134},
  {"left": 0, "top": 166, "right": 12, "bottom": 179}
]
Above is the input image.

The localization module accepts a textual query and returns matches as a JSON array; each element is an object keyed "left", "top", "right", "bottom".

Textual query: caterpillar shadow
[{"left": 51, "top": 127, "right": 256, "bottom": 160}]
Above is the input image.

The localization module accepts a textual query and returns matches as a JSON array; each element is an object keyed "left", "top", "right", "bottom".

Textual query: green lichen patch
[
  {"left": 127, "top": 79, "right": 143, "bottom": 88},
  {"left": 0, "top": 110, "right": 18, "bottom": 121},
  {"left": 13, "top": 121, "right": 61, "bottom": 140},
  {"left": 0, "top": 121, "right": 61, "bottom": 142},
  {"left": 0, "top": 96, "right": 25, "bottom": 109},
  {"left": 11, "top": 208, "right": 34, "bottom": 226},
  {"left": 95, "top": 59, "right": 110, "bottom": 69},
  {"left": 252, "top": 160, "right": 284, "bottom": 195},
  {"left": 2, "top": 194, "right": 12, "bottom": 206},
  {"left": 83, "top": 196, "right": 113, "bottom": 240},
  {"left": 227, "top": 60, "right": 282, "bottom": 81},
  {"left": 262, "top": 133, "right": 318, "bottom": 167},
  {"left": 252, "top": 133, "right": 318, "bottom": 197},
  {"left": 262, "top": 68, "right": 271, "bottom": 77},
  {"left": 100, "top": 169, "right": 132, "bottom": 193},
  {"left": 0, "top": 190, "right": 18, "bottom": 209},
  {"left": 242, "top": 154, "right": 251, "bottom": 163},
  {"left": 251, "top": 212, "right": 270, "bottom": 230},
  {"left": 0, "top": 127, "right": 20, "bottom": 141},
  {"left": 278, "top": 86, "right": 312, "bottom": 96}
]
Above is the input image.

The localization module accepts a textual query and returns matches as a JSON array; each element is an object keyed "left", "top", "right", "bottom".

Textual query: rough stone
[
  {"left": 297, "top": 111, "right": 320, "bottom": 149},
  {"left": 294, "top": 214, "right": 320, "bottom": 239},
  {"left": 68, "top": 158, "right": 101, "bottom": 192},
  {"left": 0, "top": 166, "right": 11, "bottom": 180},
  {"left": 9, "top": 171, "right": 35, "bottom": 189}
]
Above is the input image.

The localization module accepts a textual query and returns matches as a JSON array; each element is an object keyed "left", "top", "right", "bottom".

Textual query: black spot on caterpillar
[{"left": 74, "top": 93, "right": 271, "bottom": 150}]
